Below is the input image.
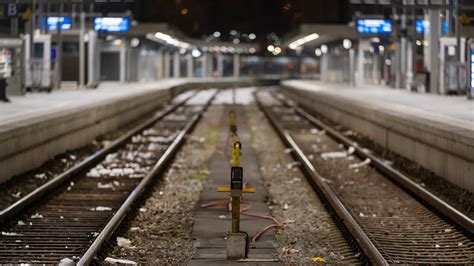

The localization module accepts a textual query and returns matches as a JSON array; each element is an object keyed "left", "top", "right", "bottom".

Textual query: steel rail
[
  {"left": 255, "top": 93, "right": 388, "bottom": 266},
  {"left": 77, "top": 91, "right": 217, "bottom": 265},
  {"left": 0, "top": 92, "right": 197, "bottom": 224},
  {"left": 277, "top": 93, "right": 474, "bottom": 234}
]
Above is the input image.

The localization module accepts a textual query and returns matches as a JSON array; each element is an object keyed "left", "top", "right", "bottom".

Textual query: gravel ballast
[
  {"left": 103, "top": 105, "right": 221, "bottom": 265},
  {"left": 247, "top": 103, "right": 358, "bottom": 264}
]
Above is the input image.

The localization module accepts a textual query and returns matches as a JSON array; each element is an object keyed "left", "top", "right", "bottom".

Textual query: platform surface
[
  {"left": 2, "top": 78, "right": 250, "bottom": 128},
  {"left": 282, "top": 80, "right": 474, "bottom": 131}
]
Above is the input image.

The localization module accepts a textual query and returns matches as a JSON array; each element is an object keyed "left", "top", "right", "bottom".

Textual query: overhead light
[
  {"left": 321, "top": 45, "right": 328, "bottom": 54},
  {"left": 288, "top": 33, "right": 319, "bottom": 50},
  {"left": 272, "top": 46, "right": 282, "bottom": 56},
  {"left": 213, "top": 31, "right": 221, "bottom": 38},
  {"left": 249, "top": 47, "right": 256, "bottom": 54},
  {"left": 130, "top": 37, "right": 140, "bottom": 48},
  {"left": 191, "top": 48, "right": 202, "bottom": 57},
  {"left": 230, "top": 30, "right": 237, "bottom": 36},
  {"left": 315, "top": 48, "right": 322, "bottom": 56},
  {"left": 370, "top": 37, "right": 380, "bottom": 43},
  {"left": 113, "top": 39, "right": 122, "bottom": 46},
  {"left": 249, "top": 33, "right": 256, "bottom": 40},
  {"left": 233, "top": 39, "right": 240, "bottom": 44},
  {"left": 149, "top": 32, "right": 191, "bottom": 49},
  {"left": 343, "top": 39, "right": 352, "bottom": 49},
  {"left": 267, "top": 45, "right": 275, "bottom": 52}
]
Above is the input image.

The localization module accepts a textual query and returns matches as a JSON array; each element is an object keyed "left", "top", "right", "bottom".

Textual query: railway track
[
  {"left": 0, "top": 89, "right": 217, "bottom": 264},
  {"left": 255, "top": 89, "right": 474, "bottom": 264}
]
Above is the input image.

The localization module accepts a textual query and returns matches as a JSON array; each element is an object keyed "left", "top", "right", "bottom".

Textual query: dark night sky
[{"left": 132, "top": 0, "right": 352, "bottom": 39}]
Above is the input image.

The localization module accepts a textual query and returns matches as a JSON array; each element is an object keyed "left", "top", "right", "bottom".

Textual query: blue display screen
[
  {"left": 416, "top": 19, "right": 429, "bottom": 34},
  {"left": 41, "top": 17, "right": 72, "bottom": 31},
  {"left": 357, "top": 19, "right": 392, "bottom": 34},
  {"left": 415, "top": 19, "right": 449, "bottom": 34},
  {"left": 94, "top": 17, "right": 130, "bottom": 32},
  {"left": 470, "top": 48, "right": 474, "bottom": 88}
]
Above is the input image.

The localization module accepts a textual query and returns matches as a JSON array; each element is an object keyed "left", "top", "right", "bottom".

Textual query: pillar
[
  {"left": 233, "top": 54, "right": 240, "bottom": 77},
  {"left": 164, "top": 51, "right": 170, "bottom": 78},
  {"left": 173, "top": 51, "right": 180, "bottom": 78},
  {"left": 156, "top": 49, "right": 163, "bottom": 79},
  {"left": 428, "top": 9, "right": 440, "bottom": 93},
  {"left": 119, "top": 40, "right": 126, "bottom": 83},
  {"left": 217, "top": 53, "right": 224, "bottom": 77},
  {"left": 186, "top": 54, "right": 193, "bottom": 78}
]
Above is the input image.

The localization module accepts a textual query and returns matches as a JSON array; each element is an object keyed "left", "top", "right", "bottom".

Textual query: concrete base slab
[{"left": 227, "top": 232, "right": 248, "bottom": 259}]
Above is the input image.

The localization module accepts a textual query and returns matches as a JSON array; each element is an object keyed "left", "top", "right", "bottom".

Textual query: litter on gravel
[
  {"left": 349, "top": 158, "right": 371, "bottom": 169},
  {"left": 31, "top": 213, "right": 43, "bottom": 219},
  {"left": 104, "top": 257, "right": 138, "bottom": 265},
  {"left": 91, "top": 206, "right": 112, "bottom": 212},
  {"left": 117, "top": 237, "right": 133, "bottom": 248},
  {"left": 2, "top": 232, "right": 21, "bottom": 236}
]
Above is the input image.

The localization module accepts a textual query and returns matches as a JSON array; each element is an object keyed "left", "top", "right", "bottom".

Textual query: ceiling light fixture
[{"left": 288, "top": 33, "right": 319, "bottom": 50}]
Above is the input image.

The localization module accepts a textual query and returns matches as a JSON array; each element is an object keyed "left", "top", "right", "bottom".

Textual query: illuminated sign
[
  {"left": 415, "top": 19, "right": 449, "bottom": 34},
  {"left": 470, "top": 48, "right": 474, "bottom": 88},
  {"left": 94, "top": 17, "right": 130, "bottom": 32},
  {"left": 41, "top": 17, "right": 72, "bottom": 31},
  {"left": 357, "top": 19, "right": 392, "bottom": 34},
  {"left": 416, "top": 19, "right": 429, "bottom": 34}
]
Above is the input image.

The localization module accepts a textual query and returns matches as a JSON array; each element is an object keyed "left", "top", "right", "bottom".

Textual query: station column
[
  {"left": 156, "top": 49, "right": 163, "bottom": 79},
  {"left": 217, "top": 53, "right": 224, "bottom": 77},
  {"left": 428, "top": 9, "right": 440, "bottom": 93},
  {"left": 164, "top": 51, "right": 170, "bottom": 78},
  {"left": 119, "top": 39, "right": 126, "bottom": 83},
  {"left": 173, "top": 51, "right": 181, "bottom": 78},
  {"left": 186, "top": 54, "right": 193, "bottom": 78},
  {"left": 233, "top": 54, "right": 240, "bottom": 77}
]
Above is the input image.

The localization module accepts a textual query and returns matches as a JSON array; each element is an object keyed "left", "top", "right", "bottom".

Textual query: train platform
[
  {"left": 191, "top": 104, "right": 277, "bottom": 264},
  {"left": 0, "top": 78, "right": 257, "bottom": 183},
  {"left": 281, "top": 80, "right": 474, "bottom": 192}
]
